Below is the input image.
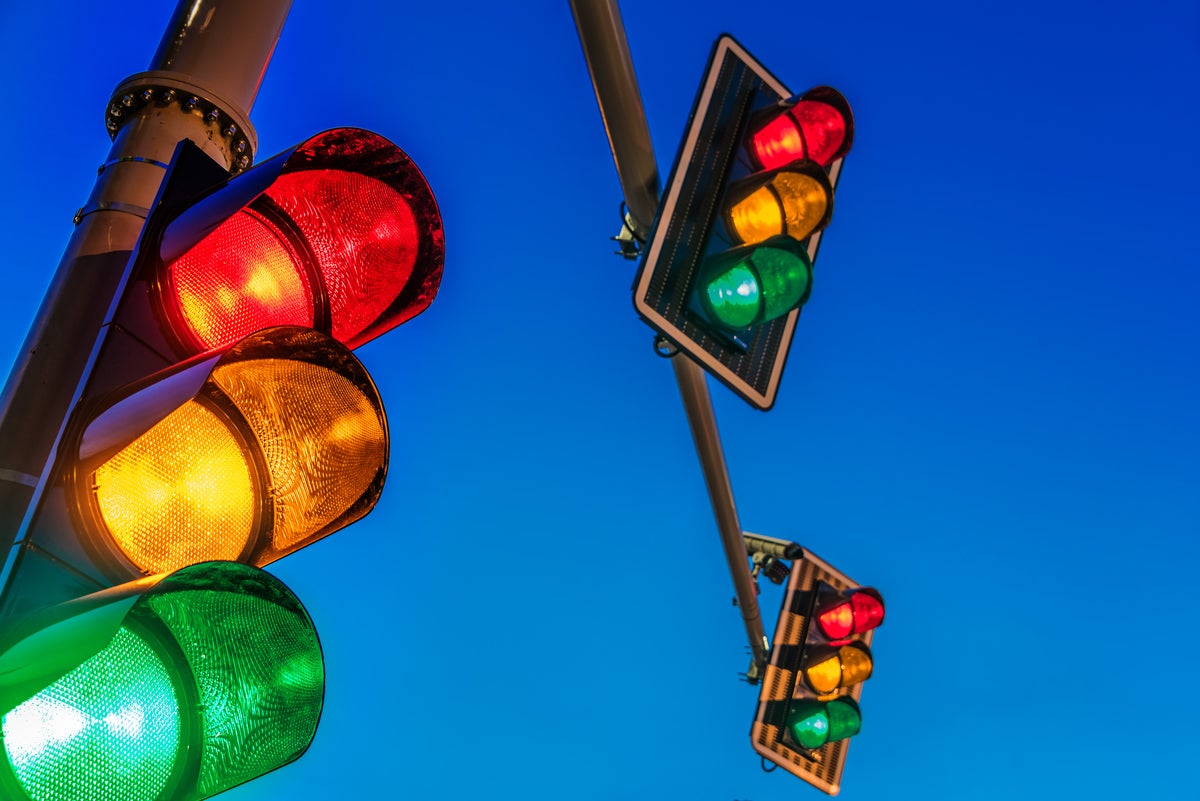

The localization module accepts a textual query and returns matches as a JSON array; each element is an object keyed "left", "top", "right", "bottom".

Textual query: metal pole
[
  {"left": 0, "top": 0, "right": 292, "bottom": 600},
  {"left": 570, "top": 0, "right": 768, "bottom": 679},
  {"left": 568, "top": 0, "right": 660, "bottom": 238},
  {"left": 672, "top": 357, "right": 768, "bottom": 677}
]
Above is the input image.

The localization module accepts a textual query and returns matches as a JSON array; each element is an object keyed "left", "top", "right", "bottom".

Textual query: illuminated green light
[
  {"left": 786, "top": 697, "right": 861, "bottom": 750},
  {"left": 0, "top": 562, "right": 323, "bottom": 801},
  {"left": 695, "top": 236, "right": 812, "bottom": 331},
  {"left": 825, "top": 698, "right": 862, "bottom": 742},
  {"left": 2, "top": 626, "right": 181, "bottom": 801}
]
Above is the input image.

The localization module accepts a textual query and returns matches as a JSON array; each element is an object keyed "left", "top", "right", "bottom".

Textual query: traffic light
[
  {"left": 0, "top": 126, "right": 443, "bottom": 620},
  {"left": 0, "top": 124, "right": 443, "bottom": 797},
  {"left": 750, "top": 550, "right": 884, "bottom": 794},
  {"left": 0, "top": 561, "right": 323, "bottom": 801},
  {"left": 632, "top": 35, "right": 853, "bottom": 410}
]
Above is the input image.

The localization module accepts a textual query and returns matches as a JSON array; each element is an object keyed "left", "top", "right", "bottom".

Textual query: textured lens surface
[
  {"left": 786, "top": 700, "right": 830, "bottom": 750},
  {"left": 145, "top": 582, "right": 323, "bottom": 797},
  {"left": 753, "top": 245, "right": 812, "bottom": 323},
  {"left": 1, "top": 627, "right": 181, "bottom": 801},
  {"left": 804, "top": 654, "right": 843, "bottom": 695},
  {"left": 825, "top": 698, "right": 862, "bottom": 742},
  {"left": 94, "top": 400, "right": 255, "bottom": 574},
  {"left": 838, "top": 645, "right": 874, "bottom": 686},
  {"left": 751, "top": 100, "right": 847, "bottom": 170},
  {"left": 211, "top": 358, "right": 385, "bottom": 555},
  {"left": 703, "top": 260, "right": 761, "bottom": 329},
  {"left": 168, "top": 210, "right": 314, "bottom": 352},
  {"left": 818, "top": 601, "right": 854, "bottom": 640},
  {"left": 728, "top": 173, "right": 828, "bottom": 246},
  {"left": 266, "top": 170, "right": 419, "bottom": 346}
]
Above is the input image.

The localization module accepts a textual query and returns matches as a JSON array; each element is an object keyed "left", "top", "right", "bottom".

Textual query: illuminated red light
[
  {"left": 157, "top": 128, "right": 443, "bottom": 356},
  {"left": 816, "top": 588, "right": 885, "bottom": 641},
  {"left": 748, "top": 88, "right": 854, "bottom": 171}
]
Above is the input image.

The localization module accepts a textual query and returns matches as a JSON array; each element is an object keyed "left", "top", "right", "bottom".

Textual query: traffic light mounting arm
[{"left": 572, "top": 0, "right": 770, "bottom": 681}]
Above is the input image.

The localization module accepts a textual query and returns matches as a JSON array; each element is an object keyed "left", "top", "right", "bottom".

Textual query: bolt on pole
[{"left": 570, "top": 0, "right": 769, "bottom": 680}]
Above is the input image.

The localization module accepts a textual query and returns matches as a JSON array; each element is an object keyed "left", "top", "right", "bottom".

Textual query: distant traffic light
[
  {"left": 750, "top": 550, "right": 884, "bottom": 794},
  {"left": 633, "top": 35, "right": 853, "bottom": 409},
  {"left": 0, "top": 561, "right": 323, "bottom": 801}
]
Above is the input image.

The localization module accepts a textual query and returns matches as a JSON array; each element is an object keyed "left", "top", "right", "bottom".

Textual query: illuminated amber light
[
  {"left": 805, "top": 654, "right": 844, "bottom": 694},
  {"left": 803, "top": 643, "right": 874, "bottom": 695},
  {"left": 210, "top": 358, "right": 386, "bottom": 554},
  {"left": 726, "top": 170, "right": 830, "bottom": 246},
  {"left": 93, "top": 401, "right": 255, "bottom": 574}
]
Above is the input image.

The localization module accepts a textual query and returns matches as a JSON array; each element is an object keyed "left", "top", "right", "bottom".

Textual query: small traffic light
[
  {"left": 0, "top": 561, "right": 323, "bottom": 801},
  {"left": 751, "top": 550, "right": 884, "bottom": 794},
  {"left": 633, "top": 35, "right": 853, "bottom": 410}
]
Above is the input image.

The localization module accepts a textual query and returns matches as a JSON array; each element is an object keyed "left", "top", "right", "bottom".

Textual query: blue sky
[{"left": 0, "top": 1, "right": 1198, "bottom": 799}]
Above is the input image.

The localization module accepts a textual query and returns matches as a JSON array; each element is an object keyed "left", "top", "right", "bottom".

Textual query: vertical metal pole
[
  {"left": 569, "top": 0, "right": 660, "bottom": 236},
  {"left": 570, "top": 0, "right": 768, "bottom": 679},
  {"left": 0, "top": 0, "right": 292, "bottom": 602}
]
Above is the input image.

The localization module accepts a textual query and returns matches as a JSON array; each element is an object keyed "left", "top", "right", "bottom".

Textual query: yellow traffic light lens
[
  {"left": 802, "top": 643, "right": 874, "bottom": 694},
  {"left": 210, "top": 358, "right": 386, "bottom": 554},
  {"left": 727, "top": 171, "right": 829, "bottom": 246},
  {"left": 804, "top": 654, "right": 843, "bottom": 695},
  {"left": 838, "top": 643, "right": 874, "bottom": 686},
  {"left": 93, "top": 400, "right": 256, "bottom": 574}
]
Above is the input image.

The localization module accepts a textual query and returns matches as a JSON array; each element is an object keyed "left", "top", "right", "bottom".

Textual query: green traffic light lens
[
  {"left": 2, "top": 626, "right": 182, "bottom": 801},
  {"left": 144, "top": 575, "right": 324, "bottom": 797},
  {"left": 0, "top": 562, "right": 323, "bottom": 801},
  {"left": 696, "top": 236, "right": 812, "bottom": 330},
  {"left": 785, "top": 697, "right": 861, "bottom": 750},
  {"left": 703, "top": 261, "right": 761, "bottom": 329},
  {"left": 825, "top": 697, "right": 862, "bottom": 742},
  {"left": 786, "top": 699, "right": 831, "bottom": 749}
]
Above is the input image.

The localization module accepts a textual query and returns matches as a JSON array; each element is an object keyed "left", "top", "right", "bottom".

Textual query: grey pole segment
[
  {"left": 672, "top": 356, "right": 769, "bottom": 678},
  {"left": 570, "top": 0, "right": 768, "bottom": 680},
  {"left": 568, "top": 0, "right": 660, "bottom": 238},
  {"left": 0, "top": 0, "right": 292, "bottom": 588}
]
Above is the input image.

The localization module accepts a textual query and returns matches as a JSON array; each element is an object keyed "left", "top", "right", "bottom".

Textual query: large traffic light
[
  {"left": 750, "top": 549, "right": 884, "bottom": 794},
  {"left": 0, "top": 124, "right": 443, "bottom": 798},
  {"left": 0, "top": 561, "right": 323, "bottom": 801},
  {"left": 632, "top": 35, "right": 853, "bottom": 410},
  {"left": 0, "top": 126, "right": 443, "bottom": 620}
]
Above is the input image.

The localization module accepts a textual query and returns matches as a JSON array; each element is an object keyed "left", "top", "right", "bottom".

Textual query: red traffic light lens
[
  {"left": 159, "top": 128, "right": 443, "bottom": 356},
  {"left": 816, "top": 588, "right": 885, "bottom": 641},
  {"left": 748, "top": 88, "right": 853, "bottom": 171},
  {"left": 167, "top": 206, "right": 317, "bottom": 351}
]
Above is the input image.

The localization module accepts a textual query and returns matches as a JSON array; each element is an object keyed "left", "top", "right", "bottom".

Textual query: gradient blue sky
[{"left": 0, "top": 1, "right": 1198, "bottom": 799}]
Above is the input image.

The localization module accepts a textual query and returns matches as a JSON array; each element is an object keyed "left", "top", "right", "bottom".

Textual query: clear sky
[{"left": 0, "top": 1, "right": 1198, "bottom": 799}]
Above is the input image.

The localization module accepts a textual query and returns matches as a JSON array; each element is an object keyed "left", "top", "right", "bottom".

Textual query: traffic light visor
[
  {"left": 0, "top": 562, "right": 323, "bottom": 801},
  {"left": 157, "top": 128, "right": 444, "bottom": 355}
]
